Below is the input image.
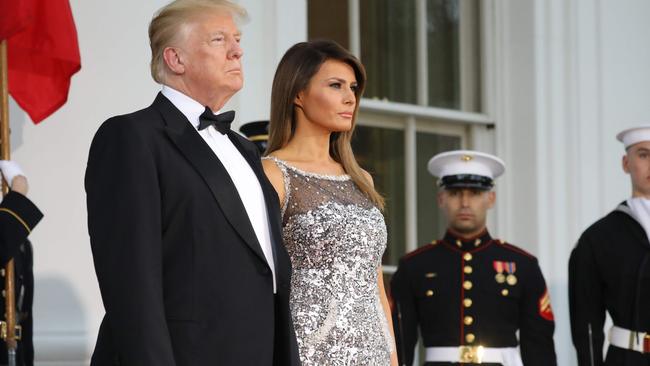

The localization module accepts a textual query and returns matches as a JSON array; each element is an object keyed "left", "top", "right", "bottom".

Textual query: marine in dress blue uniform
[
  {"left": 569, "top": 126, "right": 650, "bottom": 365},
  {"left": 0, "top": 161, "right": 43, "bottom": 366},
  {"left": 391, "top": 150, "right": 556, "bottom": 366}
]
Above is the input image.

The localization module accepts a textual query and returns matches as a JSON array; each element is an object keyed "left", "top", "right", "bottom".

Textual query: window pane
[
  {"left": 427, "top": 0, "right": 481, "bottom": 112},
  {"left": 416, "top": 131, "right": 461, "bottom": 245},
  {"left": 360, "top": 0, "right": 417, "bottom": 104},
  {"left": 352, "top": 125, "right": 405, "bottom": 266},
  {"left": 307, "top": 0, "right": 350, "bottom": 49}
]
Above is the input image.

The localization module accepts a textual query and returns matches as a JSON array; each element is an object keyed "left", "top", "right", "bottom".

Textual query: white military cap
[
  {"left": 616, "top": 126, "right": 650, "bottom": 149},
  {"left": 427, "top": 150, "right": 505, "bottom": 190}
]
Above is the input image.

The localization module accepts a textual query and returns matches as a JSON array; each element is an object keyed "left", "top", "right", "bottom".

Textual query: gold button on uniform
[
  {"left": 463, "top": 298, "right": 473, "bottom": 308},
  {"left": 463, "top": 280, "right": 473, "bottom": 290},
  {"left": 502, "top": 289, "right": 509, "bottom": 296},
  {"left": 464, "top": 265, "right": 473, "bottom": 274},
  {"left": 463, "top": 253, "right": 473, "bottom": 261},
  {"left": 426, "top": 290, "right": 434, "bottom": 297},
  {"left": 466, "top": 333, "right": 475, "bottom": 343},
  {"left": 463, "top": 316, "right": 474, "bottom": 325}
]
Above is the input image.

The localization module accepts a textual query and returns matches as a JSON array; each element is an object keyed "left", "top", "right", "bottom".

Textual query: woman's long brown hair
[{"left": 266, "top": 40, "right": 384, "bottom": 209}]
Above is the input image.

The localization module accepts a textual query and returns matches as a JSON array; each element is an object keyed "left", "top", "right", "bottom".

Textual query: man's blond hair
[{"left": 148, "top": 0, "right": 247, "bottom": 84}]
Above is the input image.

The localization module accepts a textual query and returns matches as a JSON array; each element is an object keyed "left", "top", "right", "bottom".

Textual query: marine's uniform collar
[{"left": 443, "top": 228, "right": 493, "bottom": 251}]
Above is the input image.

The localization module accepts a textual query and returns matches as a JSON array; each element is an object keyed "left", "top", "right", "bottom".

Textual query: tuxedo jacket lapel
[{"left": 153, "top": 94, "right": 269, "bottom": 266}]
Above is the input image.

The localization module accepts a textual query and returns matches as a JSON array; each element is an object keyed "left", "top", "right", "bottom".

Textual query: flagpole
[{"left": 0, "top": 39, "right": 18, "bottom": 366}]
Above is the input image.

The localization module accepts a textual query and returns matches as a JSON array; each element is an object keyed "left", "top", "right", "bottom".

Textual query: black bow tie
[{"left": 198, "top": 107, "right": 235, "bottom": 134}]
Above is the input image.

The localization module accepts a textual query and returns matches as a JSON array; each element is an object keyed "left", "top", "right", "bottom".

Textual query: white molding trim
[
  {"left": 415, "top": 0, "right": 428, "bottom": 106},
  {"left": 404, "top": 117, "right": 418, "bottom": 253},
  {"left": 348, "top": 0, "right": 361, "bottom": 57},
  {"left": 360, "top": 99, "right": 493, "bottom": 125}
]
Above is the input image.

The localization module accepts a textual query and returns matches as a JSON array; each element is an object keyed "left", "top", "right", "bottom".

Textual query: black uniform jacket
[
  {"left": 569, "top": 202, "right": 650, "bottom": 365},
  {"left": 85, "top": 93, "right": 300, "bottom": 366},
  {"left": 391, "top": 230, "right": 556, "bottom": 366},
  {"left": 0, "top": 191, "right": 43, "bottom": 366}
]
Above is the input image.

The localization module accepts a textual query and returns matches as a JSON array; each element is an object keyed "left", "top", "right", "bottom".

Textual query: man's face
[
  {"left": 437, "top": 188, "right": 495, "bottom": 237},
  {"left": 178, "top": 12, "right": 243, "bottom": 108},
  {"left": 623, "top": 141, "right": 650, "bottom": 198}
]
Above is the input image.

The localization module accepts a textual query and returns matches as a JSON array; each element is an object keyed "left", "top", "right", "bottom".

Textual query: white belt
[
  {"left": 425, "top": 346, "right": 523, "bottom": 365},
  {"left": 609, "top": 325, "right": 650, "bottom": 353}
]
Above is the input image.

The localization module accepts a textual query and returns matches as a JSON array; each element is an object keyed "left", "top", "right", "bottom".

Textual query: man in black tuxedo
[{"left": 85, "top": 1, "right": 299, "bottom": 365}]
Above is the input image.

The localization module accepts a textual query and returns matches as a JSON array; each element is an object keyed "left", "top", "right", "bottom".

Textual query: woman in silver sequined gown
[{"left": 262, "top": 40, "right": 398, "bottom": 366}]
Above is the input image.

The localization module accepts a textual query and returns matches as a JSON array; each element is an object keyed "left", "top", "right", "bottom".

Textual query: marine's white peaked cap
[
  {"left": 616, "top": 126, "right": 650, "bottom": 149},
  {"left": 428, "top": 150, "right": 505, "bottom": 180}
]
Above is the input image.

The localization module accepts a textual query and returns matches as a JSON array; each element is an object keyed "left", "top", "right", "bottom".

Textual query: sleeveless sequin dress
[{"left": 265, "top": 157, "right": 393, "bottom": 366}]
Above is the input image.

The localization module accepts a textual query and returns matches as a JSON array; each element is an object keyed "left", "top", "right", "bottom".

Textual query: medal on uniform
[
  {"left": 505, "top": 262, "right": 517, "bottom": 286},
  {"left": 506, "top": 274, "right": 517, "bottom": 285},
  {"left": 493, "top": 261, "right": 506, "bottom": 283}
]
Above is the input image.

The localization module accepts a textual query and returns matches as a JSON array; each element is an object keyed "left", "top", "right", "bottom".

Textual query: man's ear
[
  {"left": 487, "top": 190, "right": 496, "bottom": 209},
  {"left": 622, "top": 154, "right": 630, "bottom": 174},
  {"left": 162, "top": 47, "right": 185, "bottom": 75},
  {"left": 437, "top": 191, "right": 445, "bottom": 207}
]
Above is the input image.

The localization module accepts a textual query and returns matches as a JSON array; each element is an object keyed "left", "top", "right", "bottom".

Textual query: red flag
[
  {"left": 0, "top": 0, "right": 81, "bottom": 124},
  {"left": 0, "top": 1, "right": 36, "bottom": 39}
]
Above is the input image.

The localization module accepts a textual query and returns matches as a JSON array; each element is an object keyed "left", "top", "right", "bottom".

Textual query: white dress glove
[{"left": 0, "top": 160, "right": 25, "bottom": 185}]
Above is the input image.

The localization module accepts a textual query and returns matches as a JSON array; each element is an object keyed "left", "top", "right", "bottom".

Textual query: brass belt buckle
[{"left": 459, "top": 345, "right": 484, "bottom": 363}]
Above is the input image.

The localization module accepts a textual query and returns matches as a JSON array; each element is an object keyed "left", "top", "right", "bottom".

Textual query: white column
[{"left": 405, "top": 117, "right": 418, "bottom": 252}]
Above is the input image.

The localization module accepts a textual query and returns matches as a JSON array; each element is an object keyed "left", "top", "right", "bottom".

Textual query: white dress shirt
[{"left": 161, "top": 86, "right": 276, "bottom": 292}]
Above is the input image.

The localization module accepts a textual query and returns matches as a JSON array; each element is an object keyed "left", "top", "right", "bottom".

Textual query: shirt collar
[
  {"left": 444, "top": 228, "right": 492, "bottom": 250},
  {"left": 161, "top": 85, "right": 217, "bottom": 130}
]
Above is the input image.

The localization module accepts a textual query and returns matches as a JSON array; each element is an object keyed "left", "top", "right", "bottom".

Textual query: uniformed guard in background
[
  {"left": 390, "top": 150, "right": 556, "bottom": 366},
  {"left": 0, "top": 161, "right": 43, "bottom": 366},
  {"left": 569, "top": 126, "right": 650, "bottom": 365},
  {"left": 239, "top": 120, "right": 269, "bottom": 154}
]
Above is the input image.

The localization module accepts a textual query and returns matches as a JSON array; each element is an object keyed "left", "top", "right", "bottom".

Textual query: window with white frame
[{"left": 308, "top": 0, "right": 492, "bottom": 269}]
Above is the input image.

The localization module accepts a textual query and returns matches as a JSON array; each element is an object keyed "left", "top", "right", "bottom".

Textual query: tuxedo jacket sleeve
[
  {"left": 0, "top": 191, "right": 42, "bottom": 265},
  {"left": 86, "top": 114, "right": 176, "bottom": 365}
]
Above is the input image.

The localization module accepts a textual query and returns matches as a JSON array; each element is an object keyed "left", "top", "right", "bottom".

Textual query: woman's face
[{"left": 294, "top": 59, "right": 358, "bottom": 133}]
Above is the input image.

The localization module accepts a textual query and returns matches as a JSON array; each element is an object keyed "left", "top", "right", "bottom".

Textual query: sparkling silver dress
[{"left": 265, "top": 157, "right": 393, "bottom": 366}]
